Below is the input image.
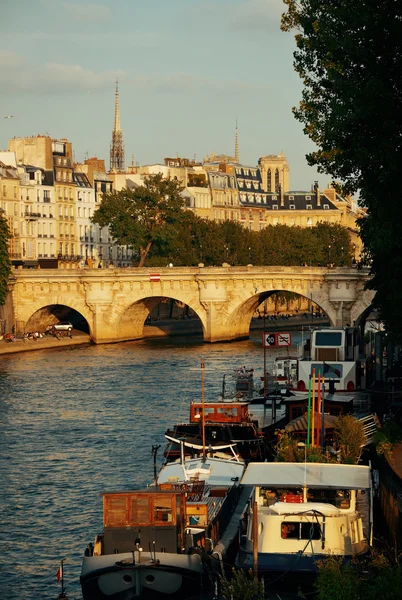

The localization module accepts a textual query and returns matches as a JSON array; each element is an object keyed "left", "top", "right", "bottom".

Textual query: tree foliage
[
  {"left": 220, "top": 569, "right": 264, "bottom": 600},
  {"left": 281, "top": 0, "right": 402, "bottom": 338},
  {"left": 315, "top": 554, "right": 402, "bottom": 600},
  {"left": 92, "top": 174, "right": 186, "bottom": 267},
  {"left": 0, "top": 210, "right": 11, "bottom": 305},
  {"left": 148, "top": 216, "right": 352, "bottom": 268}
]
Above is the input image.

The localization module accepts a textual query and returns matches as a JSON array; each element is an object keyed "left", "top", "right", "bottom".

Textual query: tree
[
  {"left": 92, "top": 174, "right": 186, "bottom": 267},
  {"left": 0, "top": 210, "right": 11, "bottom": 305},
  {"left": 281, "top": 1, "right": 402, "bottom": 338}
]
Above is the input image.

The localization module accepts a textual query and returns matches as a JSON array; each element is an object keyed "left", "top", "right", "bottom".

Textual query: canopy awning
[{"left": 240, "top": 462, "right": 371, "bottom": 490}]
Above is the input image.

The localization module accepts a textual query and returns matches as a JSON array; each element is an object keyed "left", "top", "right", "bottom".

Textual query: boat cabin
[
  {"left": 283, "top": 394, "right": 354, "bottom": 422},
  {"left": 190, "top": 402, "right": 251, "bottom": 424}
]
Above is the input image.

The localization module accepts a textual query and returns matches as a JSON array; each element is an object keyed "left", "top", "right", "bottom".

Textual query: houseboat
[
  {"left": 236, "top": 462, "right": 373, "bottom": 575},
  {"left": 164, "top": 400, "right": 267, "bottom": 463},
  {"left": 80, "top": 453, "right": 248, "bottom": 600},
  {"left": 271, "top": 328, "right": 362, "bottom": 394}
]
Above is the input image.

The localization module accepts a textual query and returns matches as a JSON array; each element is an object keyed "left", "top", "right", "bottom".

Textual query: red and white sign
[
  {"left": 277, "top": 332, "right": 292, "bottom": 346},
  {"left": 262, "top": 332, "right": 292, "bottom": 347},
  {"left": 149, "top": 273, "right": 161, "bottom": 282}
]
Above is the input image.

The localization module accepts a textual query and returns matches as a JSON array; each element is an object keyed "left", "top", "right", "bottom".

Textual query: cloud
[
  {"left": 192, "top": 0, "right": 283, "bottom": 33},
  {"left": 0, "top": 51, "right": 268, "bottom": 97},
  {"left": 231, "top": 0, "right": 284, "bottom": 32},
  {"left": 62, "top": 2, "right": 111, "bottom": 23},
  {"left": 0, "top": 30, "right": 158, "bottom": 49},
  {"left": 0, "top": 52, "right": 125, "bottom": 95},
  {"left": 132, "top": 73, "right": 268, "bottom": 95}
]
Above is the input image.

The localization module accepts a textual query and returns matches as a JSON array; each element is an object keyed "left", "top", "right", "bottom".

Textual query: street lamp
[
  {"left": 328, "top": 244, "right": 331, "bottom": 267},
  {"left": 248, "top": 246, "right": 251, "bottom": 262}
]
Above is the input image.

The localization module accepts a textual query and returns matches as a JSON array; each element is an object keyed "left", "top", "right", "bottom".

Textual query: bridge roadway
[{"left": 10, "top": 265, "right": 374, "bottom": 344}]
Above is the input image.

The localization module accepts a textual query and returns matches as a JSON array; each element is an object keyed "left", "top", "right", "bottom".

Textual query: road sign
[
  {"left": 277, "top": 332, "right": 292, "bottom": 346},
  {"left": 263, "top": 333, "right": 276, "bottom": 347}
]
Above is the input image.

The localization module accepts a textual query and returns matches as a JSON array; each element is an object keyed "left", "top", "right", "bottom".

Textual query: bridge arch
[
  {"left": 106, "top": 292, "right": 207, "bottom": 342},
  {"left": 18, "top": 297, "right": 93, "bottom": 336},
  {"left": 224, "top": 287, "right": 336, "bottom": 340}
]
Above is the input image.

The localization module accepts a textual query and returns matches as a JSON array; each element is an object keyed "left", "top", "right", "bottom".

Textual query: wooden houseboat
[{"left": 80, "top": 455, "right": 248, "bottom": 600}]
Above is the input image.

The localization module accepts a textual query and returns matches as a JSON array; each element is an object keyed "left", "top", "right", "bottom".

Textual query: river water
[{"left": 0, "top": 331, "right": 304, "bottom": 600}]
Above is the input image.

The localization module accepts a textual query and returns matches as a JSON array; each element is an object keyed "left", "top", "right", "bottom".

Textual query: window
[
  {"left": 153, "top": 496, "right": 173, "bottom": 524},
  {"left": 289, "top": 204, "right": 295, "bottom": 210},
  {"left": 305, "top": 195, "right": 311, "bottom": 200},
  {"left": 307, "top": 217, "right": 313, "bottom": 226},
  {"left": 306, "top": 204, "right": 312, "bottom": 210},
  {"left": 323, "top": 204, "right": 330, "bottom": 209},
  {"left": 281, "top": 521, "right": 321, "bottom": 540},
  {"left": 272, "top": 204, "right": 278, "bottom": 210},
  {"left": 289, "top": 195, "right": 294, "bottom": 200}
]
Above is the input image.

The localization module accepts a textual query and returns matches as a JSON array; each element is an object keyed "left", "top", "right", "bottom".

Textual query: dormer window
[
  {"left": 306, "top": 204, "right": 312, "bottom": 209},
  {"left": 289, "top": 195, "right": 294, "bottom": 200},
  {"left": 289, "top": 204, "right": 295, "bottom": 210},
  {"left": 305, "top": 195, "right": 311, "bottom": 200},
  {"left": 323, "top": 204, "right": 330, "bottom": 209},
  {"left": 272, "top": 204, "right": 278, "bottom": 210},
  {"left": 272, "top": 195, "right": 278, "bottom": 201}
]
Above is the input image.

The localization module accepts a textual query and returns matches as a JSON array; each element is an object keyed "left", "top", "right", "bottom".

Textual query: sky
[{"left": 0, "top": 0, "right": 331, "bottom": 190}]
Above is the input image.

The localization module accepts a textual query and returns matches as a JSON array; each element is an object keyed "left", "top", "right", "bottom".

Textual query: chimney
[
  {"left": 279, "top": 184, "right": 284, "bottom": 207},
  {"left": 314, "top": 181, "right": 320, "bottom": 207}
]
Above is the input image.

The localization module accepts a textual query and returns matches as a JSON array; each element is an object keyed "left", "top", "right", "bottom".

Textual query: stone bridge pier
[{"left": 10, "top": 266, "right": 374, "bottom": 344}]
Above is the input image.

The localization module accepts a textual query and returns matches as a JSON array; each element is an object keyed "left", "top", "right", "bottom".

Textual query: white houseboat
[{"left": 236, "top": 462, "right": 372, "bottom": 574}]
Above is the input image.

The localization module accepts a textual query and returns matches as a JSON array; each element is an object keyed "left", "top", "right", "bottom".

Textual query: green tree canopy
[
  {"left": 0, "top": 210, "right": 11, "bottom": 305},
  {"left": 281, "top": 0, "right": 402, "bottom": 338},
  {"left": 92, "top": 174, "right": 186, "bottom": 267}
]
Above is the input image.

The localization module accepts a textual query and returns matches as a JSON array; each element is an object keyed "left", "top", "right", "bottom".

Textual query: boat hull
[
  {"left": 81, "top": 553, "right": 206, "bottom": 600},
  {"left": 236, "top": 547, "right": 364, "bottom": 574}
]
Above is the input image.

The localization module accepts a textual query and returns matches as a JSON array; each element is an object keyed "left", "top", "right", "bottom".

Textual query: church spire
[
  {"left": 114, "top": 79, "right": 121, "bottom": 132},
  {"left": 110, "top": 80, "right": 125, "bottom": 172},
  {"left": 235, "top": 118, "right": 239, "bottom": 163}
]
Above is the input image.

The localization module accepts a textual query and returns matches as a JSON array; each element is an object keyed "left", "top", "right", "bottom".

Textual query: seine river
[{"left": 0, "top": 331, "right": 303, "bottom": 600}]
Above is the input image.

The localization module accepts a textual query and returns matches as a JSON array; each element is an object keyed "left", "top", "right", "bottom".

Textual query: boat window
[
  {"left": 130, "top": 496, "right": 150, "bottom": 524},
  {"left": 217, "top": 407, "right": 237, "bottom": 418},
  {"left": 153, "top": 496, "right": 174, "bottom": 524},
  {"left": 311, "top": 363, "right": 343, "bottom": 379},
  {"left": 104, "top": 496, "right": 127, "bottom": 527},
  {"left": 281, "top": 522, "right": 321, "bottom": 540},
  {"left": 315, "top": 331, "right": 343, "bottom": 346},
  {"left": 308, "top": 489, "right": 350, "bottom": 508}
]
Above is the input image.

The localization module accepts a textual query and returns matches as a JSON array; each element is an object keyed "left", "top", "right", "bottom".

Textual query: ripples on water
[{"left": 0, "top": 332, "right": 302, "bottom": 599}]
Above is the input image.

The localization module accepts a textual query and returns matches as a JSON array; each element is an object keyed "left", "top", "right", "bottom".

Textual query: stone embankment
[{"left": 0, "top": 315, "right": 330, "bottom": 356}]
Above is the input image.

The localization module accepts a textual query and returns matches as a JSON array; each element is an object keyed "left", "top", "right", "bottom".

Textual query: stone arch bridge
[{"left": 10, "top": 266, "right": 374, "bottom": 344}]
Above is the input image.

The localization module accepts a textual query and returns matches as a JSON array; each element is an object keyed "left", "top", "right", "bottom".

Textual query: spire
[
  {"left": 235, "top": 118, "right": 239, "bottom": 163},
  {"left": 110, "top": 80, "right": 125, "bottom": 172},
  {"left": 114, "top": 79, "right": 121, "bottom": 132}
]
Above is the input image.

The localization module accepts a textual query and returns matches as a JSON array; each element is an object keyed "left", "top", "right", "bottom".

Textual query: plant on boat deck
[
  {"left": 220, "top": 568, "right": 264, "bottom": 600},
  {"left": 275, "top": 415, "right": 366, "bottom": 464},
  {"left": 275, "top": 432, "right": 334, "bottom": 463},
  {"left": 334, "top": 415, "right": 366, "bottom": 464}
]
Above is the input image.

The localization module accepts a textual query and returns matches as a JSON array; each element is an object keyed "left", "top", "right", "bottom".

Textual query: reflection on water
[{"left": 0, "top": 332, "right": 303, "bottom": 599}]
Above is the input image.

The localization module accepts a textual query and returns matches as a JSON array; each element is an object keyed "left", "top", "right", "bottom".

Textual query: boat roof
[
  {"left": 158, "top": 456, "right": 245, "bottom": 486},
  {"left": 241, "top": 462, "right": 371, "bottom": 489},
  {"left": 282, "top": 394, "right": 354, "bottom": 404}
]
